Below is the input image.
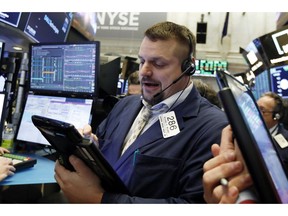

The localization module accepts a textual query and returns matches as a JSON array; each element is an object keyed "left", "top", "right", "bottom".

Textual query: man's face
[
  {"left": 257, "top": 96, "right": 277, "bottom": 129},
  {"left": 138, "top": 37, "right": 189, "bottom": 105}
]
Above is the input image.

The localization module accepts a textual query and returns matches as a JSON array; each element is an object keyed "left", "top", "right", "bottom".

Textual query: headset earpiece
[
  {"left": 181, "top": 33, "right": 195, "bottom": 76},
  {"left": 181, "top": 59, "right": 195, "bottom": 76},
  {"left": 273, "top": 113, "right": 281, "bottom": 121}
]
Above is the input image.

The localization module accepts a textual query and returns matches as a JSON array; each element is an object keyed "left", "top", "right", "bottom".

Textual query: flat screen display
[
  {"left": 15, "top": 94, "right": 93, "bottom": 146},
  {"left": 242, "top": 39, "right": 267, "bottom": 76},
  {"left": 251, "top": 69, "right": 271, "bottom": 100},
  {"left": 29, "top": 41, "right": 100, "bottom": 97},
  {"left": 23, "top": 12, "right": 73, "bottom": 43},
  {"left": 270, "top": 65, "right": 288, "bottom": 99},
  {"left": 194, "top": 59, "right": 228, "bottom": 77},
  {"left": 0, "top": 12, "right": 22, "bottom": 27},
  {"left": 258, "top": 26, "right": 288, "bottom": 67}
]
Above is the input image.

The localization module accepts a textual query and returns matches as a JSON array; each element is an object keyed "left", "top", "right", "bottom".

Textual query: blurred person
[
  {"left": 127, "top": 71, "right": 141, "bottom": 95},
  {"left": 193, "top": 79, "right": 222, "bottom": 109},
  {"left": 257, "top": 92, "right": 288, "bottom": 169}
]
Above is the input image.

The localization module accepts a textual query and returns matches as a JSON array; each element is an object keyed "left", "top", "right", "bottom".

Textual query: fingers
[
  {"left": 219, "top": 186, "right": 239, "bottom": 204},
  {"left": 219, "top": 125, "right": 235, "bottom": 154},
  {"left": 203, "top": 159, "right": 243, "bottom": 203},
  {"left": 211, "top": 144, "right": 220, "bottom": 157},
  {"left": 0, "top": 147, "right": 9, "bottom": 155},
  {"left": 203, "top": 150, "right": 236, "bottom": 172},
  {"left": 78, "top": 125, "right": 99, "bottom": 146},
  {"left": 82, "top": 124, "right": 92, "bottom": 137},
  {"left": 228, "top": 173, "right": 253, "bottom": 192},
  {"left": 69, "top": 155, "right": 93, "bottom": 175}
]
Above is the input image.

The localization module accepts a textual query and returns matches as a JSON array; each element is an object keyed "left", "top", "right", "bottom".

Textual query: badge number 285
[{"left": 159, "top": 111, "right": 180, "bottom": 138}]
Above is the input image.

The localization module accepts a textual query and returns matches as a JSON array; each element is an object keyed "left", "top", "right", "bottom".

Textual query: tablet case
[{"left": 31, "top": 115, "right": 130, "bottom": 195}]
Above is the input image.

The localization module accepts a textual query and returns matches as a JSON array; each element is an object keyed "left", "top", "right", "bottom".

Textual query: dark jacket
[
  {"left": 96, "top": 86, "right": 228, "bottom": 203},
  {"left": 275, "top": 124, "right": 288, "bottom": 171}
]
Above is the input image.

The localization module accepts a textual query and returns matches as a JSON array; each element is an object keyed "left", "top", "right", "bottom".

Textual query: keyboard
[{"left": 0, "top": 153, "right": 37, "bottom": 170}]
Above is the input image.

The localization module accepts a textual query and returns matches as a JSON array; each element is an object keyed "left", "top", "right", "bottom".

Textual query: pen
[{"left": 220, "top": 178, "right": 228, "bottom": 186}]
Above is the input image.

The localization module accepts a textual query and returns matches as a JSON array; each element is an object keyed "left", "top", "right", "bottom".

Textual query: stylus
[{"left": 220, "top": 178, "right": 228, "bottom": 186}]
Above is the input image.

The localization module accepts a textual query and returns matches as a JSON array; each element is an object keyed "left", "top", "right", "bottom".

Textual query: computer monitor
[
  {"left": 258, "top": 25, "right": 288, "bottom": 68},
  {"left": 0, "top": 41, "right": 5, "bottom": 70},
  {"left": 28, "top": 41, "right": 100, "bottom": 98},
  {"left": 241, "top": 39, "right": 268, "bottom": 76},
  {"left": 0, "top": 12, "right": 22, "bottom": 28},
  {"left": 23, "top": 12, "right": 73, "bottom": 43},
  {"left": 194, "top": 59, "right": 228, "bottom": 77},
  {"left": 0, "top": 92, "right": 7, "bottom": 141},
  {"left": 270, "top": 64, "right": 288, "bottom": 98},
  {"left": 15, "top": 94, "right": 93, "bottom": 146},
  {"left": 98, "top": 57, "right": 121, "bottom": 99},
  {"left": 251, "top": 69, "right": 271, "bottom": 100}
]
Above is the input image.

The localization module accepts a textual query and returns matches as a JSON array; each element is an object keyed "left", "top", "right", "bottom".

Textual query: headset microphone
[{"left": 153, "top": 62, "right": 195, "bottom": 98}]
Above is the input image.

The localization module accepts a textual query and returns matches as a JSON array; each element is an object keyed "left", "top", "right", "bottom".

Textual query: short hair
[
  {"left": 144, "top": 21, "right": 196, "bottom": 61},
  {"left": 261, "top": 91, "right": 285, "bottom": 120},
  {"left": 193, "top": 79, "right": 222, "bottom": 109},
  {"left": 128, "top": 71, "right": 140, "bottom": 85}
]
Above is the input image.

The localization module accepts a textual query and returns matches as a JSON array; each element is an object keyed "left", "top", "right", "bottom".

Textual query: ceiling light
[{"left": 13, "top": 46, "right": 22, "bottom": 51}]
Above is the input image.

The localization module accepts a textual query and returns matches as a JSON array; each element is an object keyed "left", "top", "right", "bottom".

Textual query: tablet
[
  {"left": 216, "top": 70, "right": 288, "bottom": 203},
  {"left": 31, "top": 115, "right": 130, "bottom": 194}
]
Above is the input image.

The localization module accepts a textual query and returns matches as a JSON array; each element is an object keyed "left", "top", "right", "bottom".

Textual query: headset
[
  {"left": 181, "top": 33, "right": 196, "bottom": 76},
  {"left": 272, "top": 94, "right": 284, "bottom": 121}
]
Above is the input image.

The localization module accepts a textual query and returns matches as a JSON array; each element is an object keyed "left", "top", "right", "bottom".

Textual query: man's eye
[{"left": 153, "top": 62, "right": 165, "bottom": 68}]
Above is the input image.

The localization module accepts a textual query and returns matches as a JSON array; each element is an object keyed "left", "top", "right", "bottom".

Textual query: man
[
  {"left": 257, "top": 92, "right": 288, "bottom": 169},
  {"left": 54, "top": 21, "right": 228, "bottom": 203},
  {"left": 127, "top": 71, "right": 141, "bottom": 95}
]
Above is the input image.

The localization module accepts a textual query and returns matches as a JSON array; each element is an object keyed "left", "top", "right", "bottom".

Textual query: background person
[
  {"left": 257, "top": 92, "right": 288, "bottom": 170},
  {"left": 193, "top": 79, "right": 222, "bottom": 109},
  {"left": 127, "top": 71, "right": 141, "bottom": 95}
]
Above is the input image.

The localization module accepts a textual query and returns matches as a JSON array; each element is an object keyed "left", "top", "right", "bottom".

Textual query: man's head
[
  {"left": 127, "top": 71, "right": 141, "bottom": 95},
  {"left": 138, "top": 21, "right": 196, "bottom": 105},
  {"left": 257, "top": 92, "right": 284, "bottom": 129}
]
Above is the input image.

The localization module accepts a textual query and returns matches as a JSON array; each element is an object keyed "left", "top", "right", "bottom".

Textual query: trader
[{"left": 54, "top": 21, "right": 228, "bottom": 203}]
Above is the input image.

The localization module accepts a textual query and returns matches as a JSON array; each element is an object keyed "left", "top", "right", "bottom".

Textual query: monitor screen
[
  {"left": 0, "top": 12, "right": 22, "bottom": 27},
  {"left": 15, "top": 94, "right": 93, "bottom": 146},
  {"left": 194, "top": 59, "right": 228, "bottom": 77},
  {"left": 242, "top": 39, "right": 268, "bottom": 76},
  {"left": 258, "top": 26, "right": 288, "bottom": 68},
  {"left": 98, "top": 57, "right": 121, "bottom": 99},
  {"left": 23, "top": 12, "right": 73, "bottom": 43},
  {"left": 28, "top": 41, "right": 100, "bottom": 97},
  {"left": 270, "top": 64, "right": 288, "bottom": 98},
  {"left": 251, "top": 69, "right": 271, "bottom": 100}
]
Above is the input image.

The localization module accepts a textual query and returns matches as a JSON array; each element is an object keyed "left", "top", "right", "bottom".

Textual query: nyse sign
[{"left": 96, "top": 12, "right": 167, "bottom": 39}]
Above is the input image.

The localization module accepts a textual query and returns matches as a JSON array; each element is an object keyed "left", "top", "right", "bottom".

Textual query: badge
[
  {"left": 274, "top": 133, "right": 288, "bottom": 148},
  {"left": 159, "top": 111, "right": 180, "bottom": 138}
]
